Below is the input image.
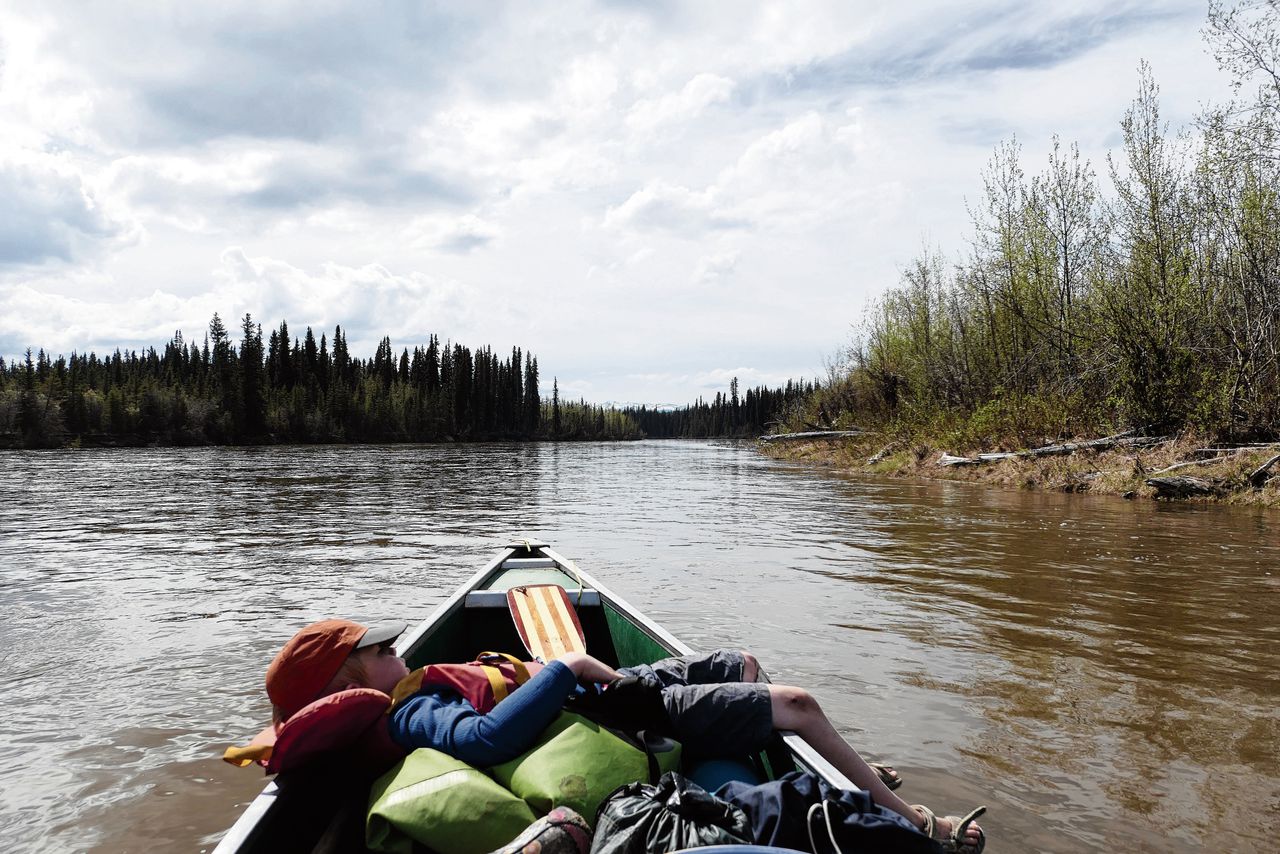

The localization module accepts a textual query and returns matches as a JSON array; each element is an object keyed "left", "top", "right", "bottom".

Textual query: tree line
[
  {"left": 796, "top": 2, "right": 1280, "bottom": 446},
  {"left": 0, "top": 314, "right": 641, "bottom": 446},
  {"left": 622, "top": 377, "right": 817, "bottom": 438},
  {"left": 0, "top": 314, "right": 802, "bottom": 447}
]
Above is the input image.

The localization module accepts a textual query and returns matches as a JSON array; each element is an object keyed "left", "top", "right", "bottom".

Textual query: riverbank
[{"left": 760, "top": 433, "right": 1280, "bottom": 507}]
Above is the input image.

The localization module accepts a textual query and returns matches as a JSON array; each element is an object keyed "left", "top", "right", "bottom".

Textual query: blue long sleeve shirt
[{"left": 387, "top": 660, "right": 577, "bottom": 767}]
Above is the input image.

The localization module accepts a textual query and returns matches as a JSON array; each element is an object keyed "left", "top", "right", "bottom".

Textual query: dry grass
[{"left": 761, "top": 434, "right": 1280, "bottom": 507}]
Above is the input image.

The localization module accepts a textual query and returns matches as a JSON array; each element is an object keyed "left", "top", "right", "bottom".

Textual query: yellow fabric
[
  {"left": 390, "top": 669, "right": 427, "bottom": 709},
  {"left": 480, "top": 665, "right": 508, "bottom": 704},
  {"left": 391, "top": 656, "right": 529, "bottom": 713},
  {"left": 222, "top": 742, "right": 273, "bottom": 767},
  {"left": 477, "top": 651, "right": 530, "bottom": 684}
]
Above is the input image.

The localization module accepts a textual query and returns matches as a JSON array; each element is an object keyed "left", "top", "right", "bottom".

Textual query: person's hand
[{"left": 556, "top": 652, "right": 621, "bottom": 684}]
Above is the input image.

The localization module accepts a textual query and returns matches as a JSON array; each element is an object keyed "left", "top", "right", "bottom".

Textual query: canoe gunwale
[
  {"left": 538, "top": 546, "right": 694, "bottom": 657},
  {"left": 396, "top": 546, "right": 518, "bottom": 661}
]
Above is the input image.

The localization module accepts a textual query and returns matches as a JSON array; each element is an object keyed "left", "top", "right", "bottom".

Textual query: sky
[{"left": 0, "top": 1, "right": 1229, "bottom": 406}]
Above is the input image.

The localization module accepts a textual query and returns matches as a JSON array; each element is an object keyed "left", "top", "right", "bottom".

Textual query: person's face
[{"left": 354, "top": 642, "right": 409, "bottom": 693}]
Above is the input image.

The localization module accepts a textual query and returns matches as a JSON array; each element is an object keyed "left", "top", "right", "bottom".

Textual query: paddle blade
[{"left": 506, "top": 584, "right": 586, "bottom": 661}]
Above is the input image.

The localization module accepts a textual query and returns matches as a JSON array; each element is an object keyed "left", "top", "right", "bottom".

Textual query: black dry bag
[{"left": 590, "top": 772, "right": 753, "bottom": 854}]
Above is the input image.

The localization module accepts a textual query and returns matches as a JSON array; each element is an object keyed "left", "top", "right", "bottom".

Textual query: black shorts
[{"left": 620, "top": 649, "right": 773, "bottom": 758}]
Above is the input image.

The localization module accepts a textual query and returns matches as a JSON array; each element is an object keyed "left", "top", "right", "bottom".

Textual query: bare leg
[
  {"left": 739, "top": 652, "right": 900, "bottom": 788},
  {"left": 768, "top": 685, "right": 982, "bottom": 848}
]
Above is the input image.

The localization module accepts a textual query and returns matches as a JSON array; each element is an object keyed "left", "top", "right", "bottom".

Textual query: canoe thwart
[
  {"left": 465, "top": 589, "right": 600, "bottom": 609},
  {"left": 501, "top": 557, "right": 557, "bottom": 569}
]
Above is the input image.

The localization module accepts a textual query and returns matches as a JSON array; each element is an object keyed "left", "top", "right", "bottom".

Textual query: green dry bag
[
  {"left": 489, "top": 712, "right": 681, "bottom": 828},
  {"left": 366, "top": 748, "right": 537, "bottom": 854}
]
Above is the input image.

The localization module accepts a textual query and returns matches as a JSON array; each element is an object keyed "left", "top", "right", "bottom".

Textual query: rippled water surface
[{"left": 1, "top": 442, "right": 1277, "bottom": 852}]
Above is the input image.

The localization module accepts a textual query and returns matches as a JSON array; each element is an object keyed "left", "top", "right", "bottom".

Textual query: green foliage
[{"left": 792, "top": 27, "right": 1280, "bottom": 443}]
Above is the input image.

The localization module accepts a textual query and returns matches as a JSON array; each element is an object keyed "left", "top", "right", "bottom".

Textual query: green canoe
[{"left": 214, "top": 541, "right": 857, "bottom": 853}]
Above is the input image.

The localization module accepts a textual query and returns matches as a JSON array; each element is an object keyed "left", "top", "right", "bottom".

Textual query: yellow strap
[
  {"left": 222, "top": 743, "right": 273, "bottom": 768},
  {"left": 390, "top": 669, "right": 427, "bottom": 709},
  {"left": 481, "top": 665, "right": 508, "bottom": 704},
  {"left": 478, "top": 651, "right": 530, "bottom": 684}
]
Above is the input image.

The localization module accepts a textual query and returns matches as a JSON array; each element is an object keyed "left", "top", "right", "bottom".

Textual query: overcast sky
[{"left": 0, "top": 1, "right": 1227, "bottom": 405}]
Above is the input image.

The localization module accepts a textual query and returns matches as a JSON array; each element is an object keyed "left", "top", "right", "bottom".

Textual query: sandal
[
  {"left": 913, "top": 804, "right": 987, "bottom": 854},
  {"left": 870, "top": 762, "right": 903, "bottom": 791}
]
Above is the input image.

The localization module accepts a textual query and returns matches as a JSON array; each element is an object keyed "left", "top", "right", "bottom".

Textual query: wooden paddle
[{"left": 506, "top": 584, "right": 587, "bottom": 661}]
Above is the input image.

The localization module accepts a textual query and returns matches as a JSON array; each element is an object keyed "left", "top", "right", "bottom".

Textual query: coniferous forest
[
  {"left": 622, "top": 377, "right": 815, "bottom": 439},
  {"left": 0, "top": 313, "right": 804, "bottom": 448}
]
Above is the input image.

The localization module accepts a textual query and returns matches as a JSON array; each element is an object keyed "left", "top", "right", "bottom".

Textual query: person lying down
[{"left": 233, "top": 618, "right": 986, "bottom": 853}]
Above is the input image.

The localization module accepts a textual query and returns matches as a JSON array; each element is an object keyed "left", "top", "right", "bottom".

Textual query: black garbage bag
[
  {"left": 591, "top": 772, "right": 753, "bottom": 854},
  {"left": 717, "top": 771, "right": 942, "bottom": 854}
]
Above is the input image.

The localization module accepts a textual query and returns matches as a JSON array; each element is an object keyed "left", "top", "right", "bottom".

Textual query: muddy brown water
[{"left": 0, "top": 442, "right": 1276, "bottom": 852}]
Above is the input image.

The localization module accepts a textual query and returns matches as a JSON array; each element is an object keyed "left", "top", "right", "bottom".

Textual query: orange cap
[{"left": 265, "top": 619, "right": 404, "bottom": 722}]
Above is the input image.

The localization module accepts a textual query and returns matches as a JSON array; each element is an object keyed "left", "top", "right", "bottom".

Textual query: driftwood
[
  {"left": 759, "top": 430, "right": 865, "bottom": 443},
  {"left": 1148, "top": 455, "right": 1233, "bottom": 476},
  {"left": 1248, "top": 453, "right": 1280, "bottom": 488},
  {"left": 973, "top": 431, "right": 1155, "bottom": 462},
  {"left": 867, "top": 442, "right": 900, "bottom": 464},
  {"left": 941, "top": 431, "right": 1165, "bottom": 467},
  {"left": 1146, "top": 476, "right": 1220, "bottom": 499},
  {"left": 1146, "top": 450, "right": 1280, "bottom": 487},
  {"left": 938, "top": 453, "right": 980, "bottom": 467},
  {"left": 1017, "top": 433, "right": 1165, "bottom": 459}
]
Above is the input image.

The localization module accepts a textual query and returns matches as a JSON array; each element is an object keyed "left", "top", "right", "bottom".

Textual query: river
[{"left": 0, "top": 441, "right": 1276, "bottom": 852}]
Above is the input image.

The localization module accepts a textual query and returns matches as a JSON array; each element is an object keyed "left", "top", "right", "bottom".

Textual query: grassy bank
[{"left": 760, "top": 433, "right": 1280, "bottom": 508}]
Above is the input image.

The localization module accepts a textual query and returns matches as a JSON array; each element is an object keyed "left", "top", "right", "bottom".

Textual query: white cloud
[
  {"left": 409, "top": 214, "right": 501, "bottom": 254},
  {"left": 0, "top": 250, "right": 478, "bottom": 358},
  {"left": 0, "top": 280, "right": 226, "bottom": 356},
  {"left": 0, "top": 0, "right": 1225, "bottom": 403},
  {"left": 0, "top": 156, "right": 138, "bottom": 266},
  {"left": 713, "top": 111, "right": 865, "bottom": 227},
  {"left": 602, "top": 110, "right": 867, "bottom": 240},
  {"left": 626, "top": 73, "right": 735, "bottom": 133},
  {"left": 693, "top": 250, "right": 740, "bottom": 285},
  {"left": 602, "top": 181, "right": 723, "bottom": 233},
  {"left": 211, "top": 249, "right": 478, "bottom": 349}
]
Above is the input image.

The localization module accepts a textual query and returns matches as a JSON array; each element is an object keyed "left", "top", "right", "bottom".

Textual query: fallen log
[
  {"left": 1145, "top": 476, "right": 1220, "bottom": 499},
  {"left": 1148, "top": 455, "right": 1233, "bottom": 476},
  {"left": 963, "top": 433, "right": 1164, "bottom": 464},
  {"left": 759, "top": 430, "right": 866, "bottom": 443},
  {"left": 938, "top": 453, "right": 980, "bottom": 467},
  {"left": 1248, "top": 453, "right": 1280, "bottom": 488},
  {"left": 1020, "top": 434, "right": 1165, "bottom": 458}
]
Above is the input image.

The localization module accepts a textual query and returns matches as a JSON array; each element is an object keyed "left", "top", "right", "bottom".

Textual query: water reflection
[{"left": 0, "top": 442, "right": 1276, "bottom": 852}]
